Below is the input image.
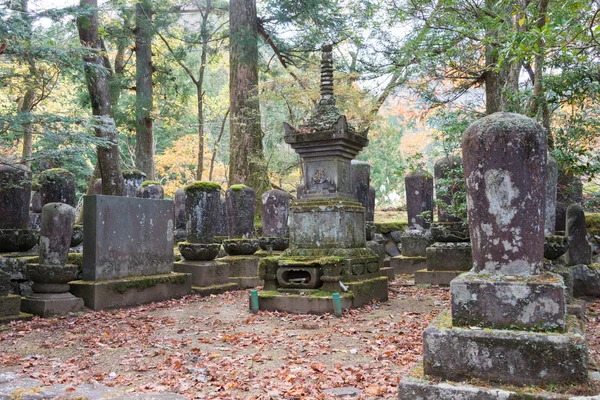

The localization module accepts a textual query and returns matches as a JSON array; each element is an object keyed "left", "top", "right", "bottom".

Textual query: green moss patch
[
  {"left": 92, "top": 274, "right": 189, "bottom": 294},
  {"left": 140, "top": 180, "right": 160, "bottom": 187},
  {"left": 586, "top": 213, "right": 600, "bottom": 236},
  {"left": 185, "top": 181, "right": 221, "bottom": 193},
  {"left": 122, "top": 169, "right": 147, "bottom": 179},
  {"left": 39, "top": 168, "right": 74, "bottom": 184},
  {"left": 374, "top": 221, "right": 408, "bottom": 234},
  {"left": 229, "top": 184, "right": 247, "bottom": 191}
]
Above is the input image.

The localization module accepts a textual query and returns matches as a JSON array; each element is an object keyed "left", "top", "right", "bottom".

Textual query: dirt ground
[{"left": 0, "top": 282, "right": 599, "bottom": 399}]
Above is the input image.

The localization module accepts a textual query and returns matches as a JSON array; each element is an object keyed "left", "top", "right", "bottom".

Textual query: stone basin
[
  {"left": 0, "top": 229, "right": 39, "bottom": 252},
  {"left": 544, "top": 235, "right": 569, "bottom": 260},
  {"left": 26, "top": 263, "right": 79, "bottom": 285},
  {"left": 178, "top": 242, "right": 220, "bottom": 261},
  {"left": 223, "top": 238, "right": 259, "bottom": 256}
]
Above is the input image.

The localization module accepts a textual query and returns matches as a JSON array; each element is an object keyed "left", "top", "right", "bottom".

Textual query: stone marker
[
  {"left": 0, "top": 164, "right": 37, "bottom": 253},
  {"left": 545, "top": 155, "right": 558, "bottom": 235},
  {"left": 21, "top": 203, "right": 84, "bottom": 317},
  {"left": 136, "top": 181, "right": 164, "bottom": 199},
  {"left": 565, "top": 203, "right": 592, "bottom": 266},
  {"left": 399, "top": 113, "right": 588, "bottom": 398},
  {"left": 70, "top": 195, "right": 191, "bottom": 310},
  {"left": 433, "top": 154, "right": 462, "bottom": 223},
  {"left": 351, "top": 160, "right": 370, "bottom": 209},
  {"left": 555, "top": 168, "right": 583, "bottom": 232},
  {"left": 405, "top": 169, "right": 433, "bottom": 229},
  {"left": 215, "top": 196, "right": 228, "bottom": 239},
  {"left": 31, "top": 191, "right": 42, "bottom": 213},
  {"left": 259, "top": 189, "right": 290, "bottom": 251},
  {"left": 122, "top": 170, "right": 146, "bottom": 198},
  {"left": 0, "top": 268, "right": 32, "bottom": 323},
  {"left": 223, "top": 185, "right": 259, "bottom": 255},
  {"left": 39, "top": 168, "right": 76, "bottom": 207},
  {"left": 173, "top": 188, "right": 186, "bottom": 242}
]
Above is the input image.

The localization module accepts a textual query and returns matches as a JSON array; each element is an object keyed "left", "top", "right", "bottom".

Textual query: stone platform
[
  {"left": 220, "top": 256, "right": 263, "bottom": 289},
  {"left": 21, "top": 292, "right": 84, "bottom": 317},
  {"left": 390, "top": 255, "right": 426, "bottom": 274},
  {"left": 174, "top": 259, "right": 239, "bottom": 295},
  {"left": 0, "top": 294, "right": 32, "bottom": 323},
  {"left": 70, "top": 273, "right": 192, "bottom": 310},
  {"left": 399, "top": 358, "right": 600, "bottom": 400},
  {"left": 414, "top": 269, "right": 463, "bottom": 286}
]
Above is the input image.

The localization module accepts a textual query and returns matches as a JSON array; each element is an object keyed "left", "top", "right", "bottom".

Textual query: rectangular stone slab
[
  {"left": 423, "top": 310, "right": 587, "bottom": 386},
  {"left": 82, "top": 195, "right": 174, "bottom": 281},
  {"left": 0, "top": 294, "right": 21, "bottom": 317},
  {"left": 415, "top": 270, "right": 464, "bottom": 286},
  {"left": 390, "top": 255, "right": 426, "bottom": 274},
  {"left": 174, "top": 260, "right": 229, "bottom": 287},
  {"left": 451, "top": 271, "right": 566, "bottom": 331},
  {"left": 426, "top": 242, "right": 472, "bottom": 271}
]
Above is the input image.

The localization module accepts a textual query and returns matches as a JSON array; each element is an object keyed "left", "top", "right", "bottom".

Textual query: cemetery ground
[{"left": 0, "top": 280, "right": 599, "bottom": 399}]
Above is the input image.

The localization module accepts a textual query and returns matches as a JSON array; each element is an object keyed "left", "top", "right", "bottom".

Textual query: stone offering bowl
[
  {"left": 178, "top": 242, "right": 221, "bottom": 261},
  {"left": 223, "top": 238, "right": 259, "bottom": 256},
  {"left": 26, "top": 263, "right": 79, "bottom": 293},
  {"left": 544, "top": 235, "right": 570, "bottom": 260},
  {"left": 430, "top": 222, "right": 470, "bottom": 242},
  {"left": 0, "top": 229, "right": 39, "bottom": 252},
  {"left": 70, "top": 225, "right": 84, "bottom": 248},
  {"left": 259, "top": 236, "right": 289, "bottom": 252}
]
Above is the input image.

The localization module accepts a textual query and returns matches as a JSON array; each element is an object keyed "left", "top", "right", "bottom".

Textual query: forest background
[{"left": 1, "top": 0, "right": 599, "bottom": 210}]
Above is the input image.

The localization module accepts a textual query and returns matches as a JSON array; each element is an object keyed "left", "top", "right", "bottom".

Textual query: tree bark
[
  {"left": 196, "top": 0, "right": 211, "bottom": 181},
  {"left": 77, "top": 0, "right": 125, "bottom": 196},
  {"left": 134, "top": 0, "right": 155, "bottom": 179},
  {"left": 229, "top": 0, "right": 270, "bottom": 198},
  {"left": 19, "top": 89, "right": 35, "bottom": 168}
]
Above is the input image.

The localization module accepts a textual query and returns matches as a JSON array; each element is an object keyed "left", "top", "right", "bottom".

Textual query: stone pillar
[
  {"left": 178, "top": 182, "right": 221, "bottom": 261},
  {"left": 555, "top": 169, "right": 583, "bottom": 232},
  {"left": 38, "top": 203, "right": 76, "bottom": 266},
  {"left": 462, "top": 113, "right": 546, "bottom": 276},
  {"left": 223, "top": 185, "right": 258, "bottom": 255},
  {"left": 565, "top": 204, "right": 592, "bottom": 266},
  {"left": 544, "top": 155, "right": 558, "bottom": 235},
  {"left": 215, "top": 196, "right": 228, "bottom": 240},
  {"left": 39, "top": 168, "right": 76, "bottom": 207},
  {"left": 405, "top": 169, "right": 433, "bottom": 229},
  {"left": 0, "top": 164, "right": 32, "bottom": 230},
  {"left": 350, "top": 160, "right": 370, "bottom": 209},
  {"left": 173, "top": 188, "right": 186, "bottom": 243},
  {"left": 136, "top": 181, "right": 164, "bottom": 199},
  {"left": 31, "top": 191, "right": 42, "bottom": 213},
  {"left": 122, "top": 170, "right": 146, "bottom": 198},
  {"left": 259, "top": 189, "right": 290, "bottom": 251},
  {"left": 433, "top": 154, "right": 463, "bottom": 223}
]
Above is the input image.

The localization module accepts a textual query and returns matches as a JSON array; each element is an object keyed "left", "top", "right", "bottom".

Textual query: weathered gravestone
[
  {"left": 173, "top": 188, "right": 187, "bottom": 242},
  {"left": 136, "top": 181, "right": 164, "bottom": 199},
  {"left": 122, "top": 170, "right": 146, "bottom": 198},
  {"left": 0, "top": 164, "right": 37, "bottom": 253},
  {"left": 257, "top": 45, "right": 387, "bottom": 313},
  {"left": 174, "top": 183, "right": 237, "bottom": 296},
  {"left": 21, "top": 203, "right": 84, "bottom": 317},
  {"left": 565, "top": 203, "right": 592, "bottom": 266},
  {"left": 405, "top": 169, "right": 433, "bottom": 229},
  {"left": 69, "top": 195, "right": 191, "bottom": 310},
  {"left": 545, "top": 155, "right": 558, "bottom": 235},
  {"left": 214, "top": 196, "right": 228, "bottom": 243},
  {"left": 221, "top": 185, "right": 262, "bottom": 288},
  {"left": 555, "top": 168, "right": 583, "bottom": 232},
  {"left": 259, "top": 189, "right": 290, "bottom": 253},
  {"left": 39, "top": 168, "right": 76, "bottom": 207},
  {"left": 351, "top": 160, "right": 376, "bottom": 241},
  {"left": 399, "top": 112, "right": 589, "bottom": 399}
]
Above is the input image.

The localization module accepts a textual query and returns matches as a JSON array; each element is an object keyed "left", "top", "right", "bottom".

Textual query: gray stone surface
[
  {"left": 31, "top": 191, "right": 42, "bottom": 213},
  {"left": 322, "top": 387, "right": 361, "bottom": 397},
  {"left": 226, "top": 185, "right": 255, "bottom": 239},
  {"left": 39, "top": 169, "right": 76, "bottom": 207},
  {"left": 566, "top": 204, "right": 592, "bottom": 266},
  {"left": 545, "top": 155, "right": 558, "bottom": 235},
  {"left": 384, "top": 240, "right": 400, "bottom": 257},
  {"left": 555, "top": 169, "right": 583, "bottom": 232},
  {"left": 351, "top": 160, "right": 370, "bottom": 210},
  {"left": 93, "top": 178, "right": 102, "bottom": 194},
  {"left": 426, "top": 242, "right": 472, "bottom": 271},
  {"left": 400, "top": 228, "right": 433, "bottom": 257},
  {"left": 122, "top": 170, "right": 146, "bottom": 198},
  {"left": 215, "top": 196, "right": 228, "bottom": 237},
  {"left": 366, "top": 240, "right": 384, "bottom": 261},
  {"left": 21, "top": 292, "right": 84, "bottom": 317},
  {"left": 572, "top": 264, "right": 600, "bottom": 297},
  {"left": 390, "top": 255, "right": 427, "bottom": 274},
  {"left": 261, "top": 189, "right": 290, "bottom": 237},
  {"left": 174, "top": 259, "right": 229, "bottom": 287},
  {"left": 173, "top": 188, "right": 186, "bottom": 230},
  {"left": 405, "top": 169, "right": 433, "bottom": 229},
  {"left": 423, "top": 311, "right": 587, "bottom": 386},
  {"left": 415, "top": 269, "right": 463, "bottom": 286},
  {"left": 462, "top": 112, "right": 546, "bottom": 275},
  {"left": 39, "top": 203, "right": 76, "bottom": 266},
  {"left": 0, "top": 270, "right": 9, "bottom": 296},
  {"left": 82, "top": 195, "right": 174, "bottom": 281},
  {"left": 185, "top": 183, "right": 220, "bottom": 244},
  {"left": 434, "top": 154, "right": 463, "bottom": 223},
  {"left": 136, "top": 182, "right": 164, "bottom": 199},
  {"left": 0, "top": 294, "right": 20, "bottom": 317},
  {"left": 0, "top": 163, "right": 31, "bottom": 229},
  {"left": 450, "top": 271, "right": 566, "bottom": 331}
]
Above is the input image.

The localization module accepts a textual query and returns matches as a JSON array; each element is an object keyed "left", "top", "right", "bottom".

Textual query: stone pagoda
[{"left": 257, "top": 45, "right": 388, "bottom": 314}]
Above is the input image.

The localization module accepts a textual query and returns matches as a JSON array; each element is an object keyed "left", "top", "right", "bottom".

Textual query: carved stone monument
[
  {"left": 399, "top": 113, "right": 590, "bottom": 399},
  {"left": 257, "top": 45, "right": 388, "bottom": 313},
  {"left": 258, "top": 189, "right": 290, "bottom": 253}
]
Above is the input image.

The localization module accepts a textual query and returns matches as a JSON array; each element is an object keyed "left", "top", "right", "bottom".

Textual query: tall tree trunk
[
  {"left": 209, "top": 108, "right": 229, "bottom": 181},
  {"left": 19, "top": 89, "right": 35, "bottom": 168},
  {"left": 134, "top": 0, "right": 154, "bottom": 179},
  {"left": 195, "top": 0, "right": 211, "bottom": 181},
  {"left": 229, "top": 0, "right": 270, "bottom": 198},
  {"left": 77, "top": 0, "right": 125, "bottom": 196}
]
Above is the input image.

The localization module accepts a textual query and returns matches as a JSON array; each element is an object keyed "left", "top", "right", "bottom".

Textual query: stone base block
[
  {"left": 568, "top": 299, "right": 586, "bottom": 320},
  {"left": 426, "top": 242, "right": 472, "bottom": 271},
  {"left": 0, "top": 311, "right": 33, "bottom": 324},
  {"left": 380, "top": 266, "right": 395, "bottom": 282},
  {"left": 423, "top": 311, "right": 588, "bottom": 386},
  {"left": 451, "top": 271, "right": 566, "bottom": 331},
  {"left": 70, "top": 273, "right": 192, "bottom": 311},
  {"left": 21, "top": 292, "right": 85, "bottom": 317},
  {"left": 415, "top": 269, "right": 463, "bottom": 286},
  {"left": 399, "top": 358, "right": 598, "bottom": 400},
  {"left": 345, "top": 276, "right": 388, "bottom": 307},
  {"left": 229, "top": 276, "right": 263, "bottom": 289},
  {"left": 174, "top": 260, "right": 229, "bottom": 287},
  {"left": 220, "top": 256, "right": 259, "bottom": 277},
  {"left": 192, "top": 282, "right": 239, "bottom": 297},
  {"left": 0, "top": 294, "right": 21, "bottom": 317},
  {"left": 390, "top": 256, "right": 426, "bottom": 274}
]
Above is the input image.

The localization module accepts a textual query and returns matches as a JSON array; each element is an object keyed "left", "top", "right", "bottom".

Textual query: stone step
[
  {"left": 390, "top": 256, "right": 426, "bottom": 274},
  {"left": 414, "top": 269, "right": 463, "bottom": 286}
]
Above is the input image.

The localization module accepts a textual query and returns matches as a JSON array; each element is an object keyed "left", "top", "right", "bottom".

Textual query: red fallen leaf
[
  {"left": 310, "top": 362, "right": 327, "bottom": 372},
  {"left": 365, "top": 384, "right": 385, "bottom": 396}
]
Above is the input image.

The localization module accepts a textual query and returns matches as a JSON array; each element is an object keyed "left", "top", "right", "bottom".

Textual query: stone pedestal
[
  {"left": 0, "top": 270, "right": 32, "bottom": 323},
  {"left": 173, "top": 260, "right": 237, "bottom": 296},
  {"left": 390, "top": 255, "right": 427, "bottom": 274},
  {"left": 415, "top": 242, "right": 472, "bottom": 286},
  {"left": 221, "top": 256, "right": 262, "bottom": 289}
]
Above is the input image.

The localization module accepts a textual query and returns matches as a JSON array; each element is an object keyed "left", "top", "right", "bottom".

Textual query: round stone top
[
  {"left": 434, "top": 154, "right": 462, "bottom": 169},
  {"left": 229, "top": 184, "right": 248, "bottom": 192},
  {"left": 405, "top": 168, "right": 432, "bottom": 178},
  {"left": 39, "top": 168, "right": 74, "bottom": 184},
  {"left": 140, "top": 180, "right": 161, "bottom": 188},
  {"left": 122, "top": 169, "right": 147, "bottom": 179},
  {"left": 463, "top": 112, "right": 543, "bottom": 143},
  {"left": 185, "top": 181, "right": 221, "bottom": 194}
]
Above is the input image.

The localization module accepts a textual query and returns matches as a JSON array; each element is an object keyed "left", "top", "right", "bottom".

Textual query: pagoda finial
[{"left": 319, "top": 44, "right": 335, "bottom": 106}]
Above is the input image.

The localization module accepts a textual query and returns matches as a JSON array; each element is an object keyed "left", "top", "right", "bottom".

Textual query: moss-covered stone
[
  {"left": 185, "top": 181, "right": 221, "bottom": 193},
  {"left": 38, "top": 168, "right": 75, "bottom": 185},
  {"left": 140, "top": 180, "right": 160, "bottom": 187},
  {"left": 122, "top": 169, "right": 147, "bottom": 179},
  {"left": 374, "top": 221, "right": 408, "bottom": 234},
  {"left": 229, "top": 184, "right": 247, "bottom": 191},
  {"left": 585, "top": 212, "right": 600, "bottom": 236},
  {"left": 110, "top": 274, "right": 188, "bottom": 294}
]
